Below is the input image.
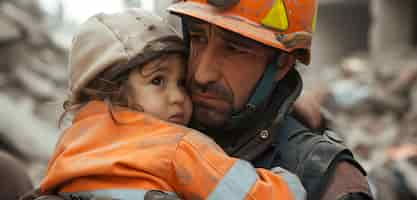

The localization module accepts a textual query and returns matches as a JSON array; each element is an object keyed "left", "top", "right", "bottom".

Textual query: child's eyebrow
[{"left": 142, "top": 58, "right": 170, "bottom": 76}]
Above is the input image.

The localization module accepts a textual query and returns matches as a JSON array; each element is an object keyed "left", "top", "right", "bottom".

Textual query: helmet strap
[
  {"left": 181, "top": 16, "right": 190, "bottom": 50},
  {"left": 228, "top": 56, "right": 280, "bottom": 129}
]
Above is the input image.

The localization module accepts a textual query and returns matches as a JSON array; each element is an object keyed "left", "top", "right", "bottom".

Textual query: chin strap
[
  {"left": 181, "top": 16, "right": 190, "bottom": 51},
  {"left": 228, "top": 60, "right": 280, "bottom": 129}
]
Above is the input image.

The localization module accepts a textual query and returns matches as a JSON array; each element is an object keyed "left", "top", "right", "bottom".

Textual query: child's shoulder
[{"left": 178, "top": 129, "right": 225, "bottom": 154}]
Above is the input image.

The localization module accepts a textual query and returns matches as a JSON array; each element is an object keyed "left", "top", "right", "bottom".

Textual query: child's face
[{"left": 127, "top": 54, "right": 192, "bottom": 125}]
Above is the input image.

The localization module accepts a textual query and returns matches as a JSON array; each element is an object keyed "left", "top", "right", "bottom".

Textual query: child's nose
[{"left": 169, "top": 88, "right": 186, "bottom": 105}]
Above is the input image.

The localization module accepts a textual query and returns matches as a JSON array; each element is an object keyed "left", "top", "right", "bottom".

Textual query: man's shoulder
[{"left": 270, "top": 116, "right": 360, "bottom": 172}]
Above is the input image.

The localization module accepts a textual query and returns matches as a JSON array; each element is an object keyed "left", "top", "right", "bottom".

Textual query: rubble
[
  {"left": 0, "top": 0, "right": 67, "bottom": 184},
  {"left": 303, "top": 54, "right": 417, "bottom": 165},
  {"left": 302, "top": 52, "right": 417, "bottom": 198}
]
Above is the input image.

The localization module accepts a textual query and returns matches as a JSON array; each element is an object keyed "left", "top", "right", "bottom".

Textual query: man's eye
[{"left": 151, "top": 77, "right": 164, "bottom": 86}]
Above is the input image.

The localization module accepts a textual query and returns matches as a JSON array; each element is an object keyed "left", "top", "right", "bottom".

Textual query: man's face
[{"left": 186, "top": 18, "right": 275, "bottom": 128}]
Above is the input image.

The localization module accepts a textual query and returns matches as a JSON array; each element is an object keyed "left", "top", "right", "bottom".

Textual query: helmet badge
[{"left": 207, "top": 0, "right": 240, "bottom": 9}]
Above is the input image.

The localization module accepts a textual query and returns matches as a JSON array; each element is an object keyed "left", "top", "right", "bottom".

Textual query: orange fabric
[{"left": 40, "top": 101, "right": 296, "bottom": 200}]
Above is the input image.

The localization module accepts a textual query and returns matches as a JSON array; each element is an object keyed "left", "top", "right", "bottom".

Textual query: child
[{"left": 39, "top": 8, "right": 305, "bottom": 200}]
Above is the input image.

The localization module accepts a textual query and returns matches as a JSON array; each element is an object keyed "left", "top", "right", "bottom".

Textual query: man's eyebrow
[
  {"left": 219, "top": 29, "right": 259, "bottom": 48},
  {"left": 185, "top": 18, "right": 207, "bottom": 32},
  {"left": 188, "top": 24, "right": 205, "bottom": 32},
  {"left": 186, "top": 16, "right": 206, "bottom": 25}
]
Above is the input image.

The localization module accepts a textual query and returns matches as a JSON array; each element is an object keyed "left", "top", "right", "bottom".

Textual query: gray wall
[
  {"left": 311, "top": 2, "right": 371, "bottom": 67},
  {"left": 370, "top": 0, "right": 417, "bottom": 62}
]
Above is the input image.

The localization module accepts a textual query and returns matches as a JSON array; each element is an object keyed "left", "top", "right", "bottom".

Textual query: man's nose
[{"left": 193, "top": 44, "right": 221, "bottom": 86}]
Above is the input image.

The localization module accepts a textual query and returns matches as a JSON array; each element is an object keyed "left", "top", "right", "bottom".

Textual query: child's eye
[{"left": 151, "top": 76, "right": 165, "bottom": 86}]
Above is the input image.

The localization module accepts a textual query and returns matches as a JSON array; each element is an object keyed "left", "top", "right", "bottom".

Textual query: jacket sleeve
[
  {"left": 320, "top": 161, "right": 373, "bottom": 200},
  {"left": 171, "top": 131, "right": 306, "bottom": 200}
]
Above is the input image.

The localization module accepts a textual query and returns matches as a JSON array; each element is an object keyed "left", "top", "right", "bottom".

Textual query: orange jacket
[{"left": 40, "top": 101, "right": 305, "bottom": 200}]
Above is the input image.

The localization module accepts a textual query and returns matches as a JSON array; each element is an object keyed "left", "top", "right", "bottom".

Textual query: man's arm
[{"left": 292, "top": 90, "right": 373, "bottom": 200}]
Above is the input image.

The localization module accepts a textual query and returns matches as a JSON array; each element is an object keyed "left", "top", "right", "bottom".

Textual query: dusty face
[
  {"left": 186, "top": 18, "right": 275, "bottom": 128},
  {"left": 126, "top": 53, "right": 192, "bottom": 125}
]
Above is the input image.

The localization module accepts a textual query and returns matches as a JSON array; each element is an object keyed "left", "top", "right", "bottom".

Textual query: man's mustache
[{"left": 188, "top": 79, "right": 234, "bottom": 103}]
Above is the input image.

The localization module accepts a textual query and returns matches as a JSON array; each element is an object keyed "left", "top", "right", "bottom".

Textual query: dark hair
[{"left": 59, "top": 69, "right": 131, "bottom": 127}]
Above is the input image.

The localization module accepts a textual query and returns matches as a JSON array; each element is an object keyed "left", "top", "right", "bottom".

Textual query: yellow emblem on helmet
[{"left": 261, "top": 0, "right": 289, "bottom": 31}]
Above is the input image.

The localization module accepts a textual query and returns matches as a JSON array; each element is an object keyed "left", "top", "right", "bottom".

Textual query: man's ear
[{"left": 274, "top": 53, "right": 296, "bottom": 81}]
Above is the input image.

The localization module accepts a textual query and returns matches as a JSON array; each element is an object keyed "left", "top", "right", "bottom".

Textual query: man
[
  {"left": 26, "top": 0, "right": 372, "bottom": 199},
  {"left": 166, "top": 0, "right": 372, "bottom": 200}
]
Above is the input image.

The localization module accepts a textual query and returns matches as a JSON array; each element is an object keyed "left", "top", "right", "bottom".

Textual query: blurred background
[{"left": 0, "top": 0, "right": 416, "bottom": 199}]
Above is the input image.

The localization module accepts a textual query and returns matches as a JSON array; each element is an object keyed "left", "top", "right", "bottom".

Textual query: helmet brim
[{"left": 168, "top": 2, "right": 311, "bottom": 65}]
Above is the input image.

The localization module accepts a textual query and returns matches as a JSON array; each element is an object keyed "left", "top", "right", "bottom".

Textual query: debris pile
[
  {"left": 0, "top": 0, "right": 67, "bottom": 183},
  {"left": 301, "top": 53, "right": 417, "bottom": 199}
]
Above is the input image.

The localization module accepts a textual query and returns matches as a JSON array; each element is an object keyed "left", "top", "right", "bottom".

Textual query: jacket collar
[{"left": 73, "top": 101, "right": 131, "bottom": 123}]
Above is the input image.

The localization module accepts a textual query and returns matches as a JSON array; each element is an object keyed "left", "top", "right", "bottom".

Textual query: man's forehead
[{"left": 185, "top": 17, "right": 265, "bottom": 47}]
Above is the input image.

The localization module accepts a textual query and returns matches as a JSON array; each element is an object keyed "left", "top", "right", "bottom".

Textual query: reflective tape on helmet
[
  {"left": 60, "top": 189, "right": 178, "bottom": 200},
  {"left": 207, "top": 159, "right": 258, "bottom": 200},
  {"left": 271, "top": 167, "right": 306, "bottom": 200},
  {"left": 312, "top": 6, "right": 318, "bottom": 33},
  {"left": 261, "top": 0, "right": 289, "bottom": 31}
]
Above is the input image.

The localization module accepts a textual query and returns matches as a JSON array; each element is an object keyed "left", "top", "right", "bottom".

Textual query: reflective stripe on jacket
[{"left": 40, "top": 101, "right": 305, "bottom": 200}]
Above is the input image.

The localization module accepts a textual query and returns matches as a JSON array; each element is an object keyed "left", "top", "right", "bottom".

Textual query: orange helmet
[{"left": 168, "top": 0, "right": 317, "bottom": 65}]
